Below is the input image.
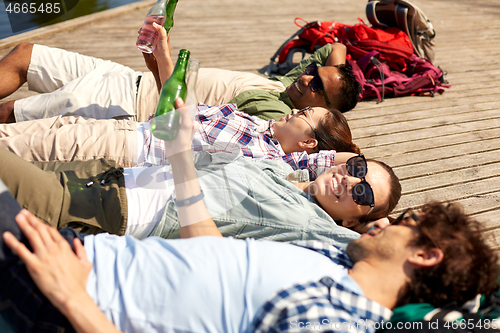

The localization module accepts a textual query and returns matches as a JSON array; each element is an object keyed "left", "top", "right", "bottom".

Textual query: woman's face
[
  {"left": 311, "top": 161, "right": 391, "bottom": 222},
  {"left": 273, "top": 107, "right": 328, "bottom": 154}
]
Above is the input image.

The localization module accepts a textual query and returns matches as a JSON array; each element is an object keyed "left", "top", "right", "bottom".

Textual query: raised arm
[
  {"left": 3, "top": 210, "right": 122, "bottom": 333},
  {"left": 279, "top": 43, "right": 347, "bottom": 84},
  {"left": 141, "top": 22, "right": 174, "bottom": 93},
  {"left": 164, "top": 98, "right": 222, "bottom": 238},
  {"left": 325, "top": 42, "right": 347, "bottom": 66},
  {"left": 152, "top": 23, "right": 174, "bottom": 89}
]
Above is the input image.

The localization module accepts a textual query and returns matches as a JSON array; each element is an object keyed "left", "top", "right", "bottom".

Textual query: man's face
[
  {"left": 312, "top": 161, "right": 391, "bottom": 222},
  {"left": 272, "top": 107, "right": 328, "bottom": 154},
  {"left": 285, "top": 65, "right": 341, "bottom": 110},
  {"left": 346, "top": 211, "right": 422, "bottom": 263}
]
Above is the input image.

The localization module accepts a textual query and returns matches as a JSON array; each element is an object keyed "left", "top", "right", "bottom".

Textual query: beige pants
[
  {"left": 195, "top": 68, "right": 286, "bottom": 106},
  {"left": 15, "top": 44, "right": 141, "bottom": 122},
  {"left": 0, "top": 116, "right": 138, "bottom": 167},
  {"left": 136, "top": 68, "right": 286, "bottom": 118}
]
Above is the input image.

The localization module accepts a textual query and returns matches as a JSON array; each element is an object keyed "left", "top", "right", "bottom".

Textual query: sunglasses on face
[
  {"left": 345, "top": 154, "right": 375, "bottom": 211},
  {"left": 392, "top": 208, "right": 419, "bottom": 225},
  {"left": 391, "top": 208, "right": 439, "bottom": 248},
  {"left": 294, "top": 106, "right": 318, "bottom": 139},
  {"left": 303, "top": 62, "right": 332, "bottom": 108}
]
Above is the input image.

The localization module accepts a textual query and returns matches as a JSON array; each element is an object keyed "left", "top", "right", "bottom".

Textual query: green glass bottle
[
  {"left": 151, "top": 49, "right": 190, "bottom": 141},
  {"left": 164, "top": 0, "right": 179, "bottom": 34}
]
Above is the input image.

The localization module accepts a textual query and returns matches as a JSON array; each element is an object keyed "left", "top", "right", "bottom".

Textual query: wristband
[{"left": 174, "top": 191, "right": 204, "bottom": 207}]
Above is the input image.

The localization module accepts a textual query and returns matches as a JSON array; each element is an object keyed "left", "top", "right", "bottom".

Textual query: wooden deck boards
[{"left": 1, "top": 0, "right": 499, "bottom": 254}]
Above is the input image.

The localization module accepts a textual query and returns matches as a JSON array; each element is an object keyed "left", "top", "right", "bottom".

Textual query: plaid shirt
[
  {"left": 251, "top": 240, "right": 393, "bottom": 333},
  {"left": 139, "top": 104, "right": 336, "bottom": 179}
]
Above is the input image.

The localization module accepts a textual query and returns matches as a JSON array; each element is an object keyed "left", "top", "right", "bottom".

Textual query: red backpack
[
  {"left": 265, "top": 17, "right": 449, "bottom": 102},
  {"left": 348, "top": 50, "right": 450, "bottom": 102},
  {"left": 340, "top": 20, "right": 414, "bottom": 71},
  {"left": 267, "top": 18, "right": 414, "bottom": 75}
]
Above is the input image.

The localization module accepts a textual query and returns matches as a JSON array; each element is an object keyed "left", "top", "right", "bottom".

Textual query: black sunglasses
[
  {"left": 303, "top": 62, "right": 332, "bottom": 107},
  {"left": 345, "top": 154, "right": 375, "bottom": 210},
  {"left": 392, "top": 208, "right": 420, "bottom": 225},
  {"left": 391, "top": 209, "right": 440, "bottom": 248}
]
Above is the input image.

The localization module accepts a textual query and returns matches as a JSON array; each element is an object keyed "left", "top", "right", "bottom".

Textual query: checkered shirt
[
  {"left": 139, "top": 104, "right": 336, "bottom": 180},
  {"left": 250, "top": 240, "right": 393, "bottom": 333}
]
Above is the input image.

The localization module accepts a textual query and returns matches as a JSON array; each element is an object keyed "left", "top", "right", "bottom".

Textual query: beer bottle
[
  {"left": 163, "top": 0, "right": 179, "bottom": 34},
  {"left": 151, "top": 49, "right": 190, "bottom": 141}
]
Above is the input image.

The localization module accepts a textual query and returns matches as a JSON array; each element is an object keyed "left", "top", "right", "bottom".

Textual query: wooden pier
[{"left": 1, "top": 0, "right": 499, "bottom": 256}]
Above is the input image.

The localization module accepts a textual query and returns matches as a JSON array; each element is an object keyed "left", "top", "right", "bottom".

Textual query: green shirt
[
  {"left": 229, "top": 44, "right": 333, "bottom": 121},
  {"left": 151, "top": 151, "right": 359, "bottom": 248}
]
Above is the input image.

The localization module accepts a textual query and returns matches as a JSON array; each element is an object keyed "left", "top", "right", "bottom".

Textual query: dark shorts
[{"left": 0, "top": 147, "right": 128, "bottom": 235}]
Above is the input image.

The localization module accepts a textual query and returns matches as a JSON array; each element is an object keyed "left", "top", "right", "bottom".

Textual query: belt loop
[{"left": 136, "top": 74, "right": 142, "bottom": 93}]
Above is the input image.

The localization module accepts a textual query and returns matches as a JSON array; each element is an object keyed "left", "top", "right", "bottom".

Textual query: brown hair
[
  {"left": 398, "top": 202, "right": 499, "bottom": 307},
  {"left": 314, "top": 109, "right": 360, "bottom": 154},
  {"left": 360, "top": 160, "right": 401, "bottom": 222}
]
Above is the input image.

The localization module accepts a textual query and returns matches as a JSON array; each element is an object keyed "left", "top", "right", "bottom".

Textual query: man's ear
[{"left": 408, "top": 248, "right": 444, "bottom": 267}]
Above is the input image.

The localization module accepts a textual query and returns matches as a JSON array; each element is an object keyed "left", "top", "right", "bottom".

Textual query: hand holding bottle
[
  {"left": 136, "top": 0, "right": 179, "bottom": 53},
  {"left": 151, "top": 49, "right": 190, "bottom": 141},
  {"left": 163, "top": 98, "right": 199, "bottom": 158},
  {"left": 151, "top": 22, "right": 175, "bottom": 92},
  {"left": 151, "top": 22, "right": 172, "bottom": 63}
]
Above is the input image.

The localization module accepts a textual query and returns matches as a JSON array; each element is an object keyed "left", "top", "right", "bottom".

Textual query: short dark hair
[
  {"left": 331, "top": 64, "right": 361, "bottom": 113},
  {"left": 314, "top": 109, "right": 360, "bottom": 154},
  {"left": 398, "top": 202, "right": 499, "bottom": 307},
  {"left": 360, "top": 159, "right": 401, "bottom": 222}
]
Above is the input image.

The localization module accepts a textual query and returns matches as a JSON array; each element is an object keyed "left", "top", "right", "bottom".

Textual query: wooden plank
[
  {"left": 349, "top": 95, "right": 500, "bottom": 122},
  {"left": 389, "top": 148, "right": 500, "bottom": 179},
  {"left": 354, "top": 119, "right": 500, "bottom": 149},
  {"left": 400, "top": 162, "right": 500, "bottom": 195},
  {"left": 395, "top": 177, "right": 500, "bottom": 219},
  {"left": 363, "top": 127, "right": 500, "bottom": 158},
  {"left": 351, "top": 109, "right": 500, "bottom": 145}
]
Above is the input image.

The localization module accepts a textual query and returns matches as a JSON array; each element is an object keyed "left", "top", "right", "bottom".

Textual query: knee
[
  {"left": 6, "top": 43, "right": 34, "bottom": 75},
  {"left": 12, "top": 43, "right": 34, "bottom": 55},
  {"left": 0, "top": 101, "right": 16, "bottom": 123}
]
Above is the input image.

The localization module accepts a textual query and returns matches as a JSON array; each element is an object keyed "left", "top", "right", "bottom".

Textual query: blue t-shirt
[{"left": 84, "top": 234, "right": 362, "bottom": 333}]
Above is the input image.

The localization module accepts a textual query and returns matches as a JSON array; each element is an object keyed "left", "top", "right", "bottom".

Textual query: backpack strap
[
  {"left": 370, "top": 57, "right": 385, "bottom": 102},
  {"left": 266, "top": 21, "right": 311, "bottom": 75},
  {"left": 395, "top": 3, "right": 410, "bottom": 36},
  {"left": 366, "top": 0, "right": 384, "bottom": 27}
]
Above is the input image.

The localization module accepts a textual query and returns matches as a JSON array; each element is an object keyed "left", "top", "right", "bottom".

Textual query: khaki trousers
[
  {"left": 135, "top": 68, "right": 286, "bottom": 119},
  {"left": 0, "top": 115, "right": 138, "bottom": 167},
  {"left": 0, "top": 148, "right": 128, "bottom": 235}
]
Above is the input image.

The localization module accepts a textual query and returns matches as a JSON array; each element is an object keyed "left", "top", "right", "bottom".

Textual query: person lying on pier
[
  {"left": 0, "top": 102, "right": 359, "bottom": 180},
  {"left": 0, "top": 110, "right": 496, "bottom": 332},
  {"left": 0, "top": 98, "right": 400, "bottom": 245},
  {"left": 0, "top": 23, "right": 360, "bottom": 123}
]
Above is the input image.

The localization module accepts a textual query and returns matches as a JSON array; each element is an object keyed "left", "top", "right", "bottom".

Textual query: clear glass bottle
[
  {"left": 151, "top": 49, "right": 190, "bottom": 141},
  {"left": 184, "top": 59, "right": 200, "bottom": 120},
  {"left": 136, "top": 0, "right": 167, "bottom": 53},
  {"left": 136, "top": 0, "right": 179, "bottom": 53}
]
